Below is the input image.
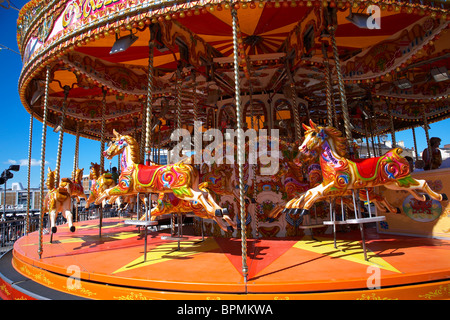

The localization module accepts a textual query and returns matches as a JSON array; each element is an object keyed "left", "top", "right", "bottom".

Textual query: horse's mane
[
  {"left": 323, "top": 126, "right": 349, "bottom": 158},
  {"left": 47, "top": 168, "right": 55, "bottom": 190},
  {"left": 90, "top": 163, "right": 101, "bottom": 180},
  {"left": 122, "top": 135, "right": 141, "bottom": 164},
  {"left": 73, "top": 168, "right": 83, "bottom": 184}
]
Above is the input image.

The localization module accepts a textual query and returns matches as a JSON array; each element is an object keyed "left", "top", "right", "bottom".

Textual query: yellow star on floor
[
  {"left": 23, "top": 230, "right": 138, "bottom": 246},
  {"left": 112, "top": 238, "right": 219, "bottom": 274},
  {"left": 293, "top": 236, "right": 401, "bottom": 273}
]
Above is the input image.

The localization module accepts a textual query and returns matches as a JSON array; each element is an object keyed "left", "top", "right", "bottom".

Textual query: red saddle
[
  {"left": 137, "top": 164, "right": 160, "bottom": 185},
  {"left": 352, "top": 157, "right": 381, "bottom": 179}
]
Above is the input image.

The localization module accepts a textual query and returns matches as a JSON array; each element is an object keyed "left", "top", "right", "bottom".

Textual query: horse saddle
[
  {"left": 352, "top": 157, "right": 381, "bottom": 179},
  {"left": 137, "top": 164, "right": 160, "bottom": 185}
]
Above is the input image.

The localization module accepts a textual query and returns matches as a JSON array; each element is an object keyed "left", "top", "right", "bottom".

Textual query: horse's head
[
  {"left": 299, "top": 119, "right": 328, "bottom": 155},
  {"left": 300, "top": 119, "right": 348, "bottom": 157},
  {"left": 104, "top": 129, "right": 129, "bottom": 160}
]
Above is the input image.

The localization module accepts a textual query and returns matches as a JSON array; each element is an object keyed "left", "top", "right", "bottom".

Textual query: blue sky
[{"left": 1, "top": 2, "right": 449, "bottom": 189}]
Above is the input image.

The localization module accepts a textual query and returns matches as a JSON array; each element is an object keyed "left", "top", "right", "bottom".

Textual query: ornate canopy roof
[{"left": 17, "top": 0, "right": 450, "bottom": 142}]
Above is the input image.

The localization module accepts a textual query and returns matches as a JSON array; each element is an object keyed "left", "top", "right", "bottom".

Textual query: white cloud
[{"left": 5, "top": 159, "right": 49, "bottom": 167}]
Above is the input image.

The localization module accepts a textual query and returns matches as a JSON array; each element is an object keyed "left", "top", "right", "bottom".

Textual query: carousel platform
[{"left": 1, "top": 217, "right": 449, "bottom": 300}]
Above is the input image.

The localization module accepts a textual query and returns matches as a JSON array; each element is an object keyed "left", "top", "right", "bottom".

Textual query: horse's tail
[{"left": 46, "top": 167, "right": 55, "bottom": 190}]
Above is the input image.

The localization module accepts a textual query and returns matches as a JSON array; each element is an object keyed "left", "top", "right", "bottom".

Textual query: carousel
[{"left": 1, "top": 0, "right": 450, "bottom": 300}]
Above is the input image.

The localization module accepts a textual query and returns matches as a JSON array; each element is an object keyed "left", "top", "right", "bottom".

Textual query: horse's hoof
[
  {"left": 424, "top": 194, "right": 431, "bottom": 201},
  {"left": 292, "top": 208, "right": 302, "bottom": 215},
  {"left": 299, "top": 209, "right": 310, "bottom": 217},
  {"left": 51, "top": 227, "right": 57, "bottom": 234},
  {"left": 222, "top": 208, "right": 229, "bottom": 216},
  {"left": 267, "top": 218, "right": 275, "bottom": 223},
  {"left": 396, "top": 207, "right": 401, "bottom": 214},
  {"left": 70, "top": 226, "right": 76, "bottom": 232},
  {"left": 442, "top": 193, "right": 448, "bottom": 201},
  {"left": 227, "top": 226, "right": 234, "bottom": 232},
  {"left": 244, "top": 198, "right": 249, "bottom": 204},
  {"left": 93, "top": 204, "right": 100, "bottom": 208},
  {"left": 215, "top": 209, "right": 223, "bottom": 217},
  {"left": 282, "top": 208, "right": 289, "bottom": 215},
  {"left": 251, "top": 198, "right": 257, "bottom": 204}
]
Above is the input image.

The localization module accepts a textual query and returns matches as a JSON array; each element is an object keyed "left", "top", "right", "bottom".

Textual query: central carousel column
[
  {"left": 38, "top": 65, "right": 51, "bottom": 259},
  {"left": 231, "top": 6, "right": 248, "bottom": 284}
]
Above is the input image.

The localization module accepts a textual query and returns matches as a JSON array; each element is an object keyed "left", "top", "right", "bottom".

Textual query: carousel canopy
[{"left": 17, "top": 0, "right": 450, "bottom": 143}]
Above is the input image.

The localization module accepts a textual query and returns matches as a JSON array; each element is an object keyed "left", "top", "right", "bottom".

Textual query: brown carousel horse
[
  {"left": 284, "top": 120, "right": 447, "bottom": 220},
  {"left": 96, "top": 130, "right": 235, "bottom": 231},
  {"left": 43, "top": 168, "right": 85, "bottom": 234}
]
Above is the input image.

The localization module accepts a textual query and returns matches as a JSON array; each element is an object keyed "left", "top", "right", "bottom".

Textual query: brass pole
[
  {"left": 38, "top": 65, "right": 51, "bottom": 259},
  {"left": 26, "top": 113, "right": 33, "bottom": 234},
  {"left": 231, "top": 7, "right": 248, "bottom": 284}
]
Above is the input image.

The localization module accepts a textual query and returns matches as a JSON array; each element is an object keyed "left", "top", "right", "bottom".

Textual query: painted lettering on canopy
[{"left": 62, "top": 0, "right": 122, "bottom": 28}]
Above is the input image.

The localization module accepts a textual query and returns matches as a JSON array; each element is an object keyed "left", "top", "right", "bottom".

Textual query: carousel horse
[
  {"left": 139, "top": 187, "right": 214, "bottom": 220},
  {"left": 96, "top": 130, "right": 235, "bottom": 231},
  {"left": 85, "top": 162, "right": 116, "bottom": 209},
  {"left": 86, "top": 162, "right": 148, "bottom": 214},
  {"left": 43, "top": 168, "right": 85, "bottom": 234},
  {"left": 284, "top": 120, "right": 447, "bottom": 221}
]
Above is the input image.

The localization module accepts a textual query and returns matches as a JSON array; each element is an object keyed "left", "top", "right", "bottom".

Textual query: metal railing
[{"left": 0, "top": 206, "right": 120, "bottom": 253}]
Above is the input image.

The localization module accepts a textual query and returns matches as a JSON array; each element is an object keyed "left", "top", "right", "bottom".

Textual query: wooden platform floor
[{"left": 5, "top": 217, "right": 450, "bottom": 300}]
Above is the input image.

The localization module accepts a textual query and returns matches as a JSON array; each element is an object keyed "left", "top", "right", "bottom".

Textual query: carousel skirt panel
[{"left": 2, "top": 217, "right": 449, "bottom": 300}]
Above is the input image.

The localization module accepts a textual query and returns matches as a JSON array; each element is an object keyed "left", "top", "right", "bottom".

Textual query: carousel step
[
  {"left": 298, "top": 224, "right": 325, "bottom": 229},
  {"left": 346, "top": 216, "right": 386, "bottom": 224},
  {"left": 161, "top": 236, "right": 189, "bottom": 241},
  {"left": 124, "top": 220, "right": 158, "bottom": 226},
  {"left": 323, "top": 220, "right": 348, "bottom": 225}
]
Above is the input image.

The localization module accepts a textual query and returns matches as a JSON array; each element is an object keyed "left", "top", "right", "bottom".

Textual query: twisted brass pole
[
  {"left": 145, "top": 39, "right": 155, "bottom": 163},
  {"left": 329, "top": 26, "right": 353, "bottom": 148},
  {"left": 176, "top": 70, "right": 182, "bottom": 130},
  {"left": 73, "top": 122, "right": 80, "bottom": 222},
  {"left": 290, "top": 85, "right": 301, "bottom": 141},
  {"left": 38, "top": 65, "right": 51, "bottom": 259},
  {"left": 26, "top": 113, "right": 33, "bottom": 234},
  {"left": 387, "top": 99, "right": 396, "bottom": 147},
  {"left": 322, "top": 44, "right": 333, "bottom": 127},
  {"left": 99, "top": 87, "right": 107, "bottom": 174},
  {"left": 423, "top": 109, "right": 431, "bottom": 163},
  {"left": 54, "top": 86, "right": 70, "bottom": 187},
  {"left": 231, "top": 7, "right": 248, "bottom": 284},
  {"left": 412, "top": 126, "right": 418, "bottom": 161},
  {"left": 140, "top": 99, "right": 146, "bottom": 163},
  {"left": 72, "top": 122, "right": 80, "bottom": 180}
]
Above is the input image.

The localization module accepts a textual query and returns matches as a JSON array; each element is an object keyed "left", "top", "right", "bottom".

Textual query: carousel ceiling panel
[
  {"left": 17, "top": 1, "right": 450, "bottom": 142},
  {"left": 178, "top": 6, "right": 311, "bottom": 56}
]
